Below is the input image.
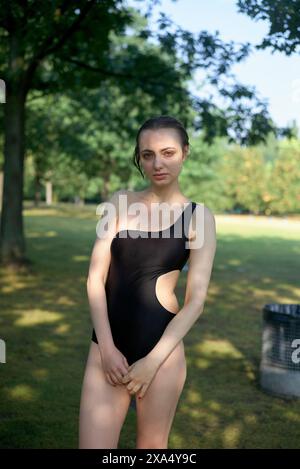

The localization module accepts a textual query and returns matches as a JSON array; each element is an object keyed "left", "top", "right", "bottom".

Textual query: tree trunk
[
  {"left": 45, "top": 181, "right": 52, "bottom": 205},
  {"left": 0, "top": 171, "right": 3, "bottom": 212},
  {"left": 34, "top": 173, "right": 42, "bottom": 207},
  {"left": 0, "top": 83, "right": 27, "bottom": 266},
  {"left": 74, "top": 195, "right": 84, "bottom": 206},
  {"left": 102, "top": 175, "right": 110, "bottom": 200}
]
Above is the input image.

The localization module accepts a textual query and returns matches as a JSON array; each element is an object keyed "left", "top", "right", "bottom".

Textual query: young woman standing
[{"left": 79, "top": 115, "right": 217, "bottom": 449}]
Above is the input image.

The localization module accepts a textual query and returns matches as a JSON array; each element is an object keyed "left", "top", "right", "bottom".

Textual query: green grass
[{"left": 0, "top": 203, "right": 300, "bottom": 448}]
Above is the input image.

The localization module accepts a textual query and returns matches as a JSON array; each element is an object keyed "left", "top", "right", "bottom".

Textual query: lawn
[{"left": 0, "top": 203, "right": 299, "bottom": 448}]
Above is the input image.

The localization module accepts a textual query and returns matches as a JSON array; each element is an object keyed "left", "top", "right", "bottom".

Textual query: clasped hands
[
  {"left": 101, "top": 345, "right": 161, "bottom": 399},
  {"left": 120, "top": 356, "right": 159, "bottom": 399}
]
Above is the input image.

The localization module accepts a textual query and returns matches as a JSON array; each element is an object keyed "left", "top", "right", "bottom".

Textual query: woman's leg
[
  {"left": 79, "top": 341, "right": 131, "bottom": 448},
  {"left": 135, "top": 340, "right": 187, "bottom": 449}
]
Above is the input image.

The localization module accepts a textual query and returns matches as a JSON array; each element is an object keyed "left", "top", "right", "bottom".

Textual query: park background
[{"left": 0, "top": 0, "right": 299, "bottom": 448}]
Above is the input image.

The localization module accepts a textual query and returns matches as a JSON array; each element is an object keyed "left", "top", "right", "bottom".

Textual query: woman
[{"left": 79, "top": 115, "right": 217, "bottom": 449}]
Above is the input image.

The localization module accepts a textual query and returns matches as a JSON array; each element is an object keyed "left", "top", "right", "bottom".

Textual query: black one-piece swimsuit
[{"left": 91, "top": 201, "right": 197, "bottom": 365}]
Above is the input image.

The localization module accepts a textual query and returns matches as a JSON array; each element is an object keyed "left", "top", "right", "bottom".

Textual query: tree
[
  {"left": 0, "top": 0, "right": 134, "bottom": 266},
  {"left": 237, "top": 0, "right": 300, "bottom": 55},
  {"left": 0, "top": 0, "right": 285, "bottom": 266}
]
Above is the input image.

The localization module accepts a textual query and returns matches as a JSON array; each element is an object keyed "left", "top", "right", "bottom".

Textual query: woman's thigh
[
  {"left": 135, "top": 340, "right": 187, "bottom": 449},
  {"left": 79, "top": 341, "right": 132, "bottom": 449}
]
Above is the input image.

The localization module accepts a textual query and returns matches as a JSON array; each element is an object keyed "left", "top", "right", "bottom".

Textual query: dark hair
[{"left": 133, "top": 115, "right": 190, "bottom": 179}]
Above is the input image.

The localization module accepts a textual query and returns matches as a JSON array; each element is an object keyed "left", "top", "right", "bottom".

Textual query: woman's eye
[{"left": 142, "top": 152, "right": 174, "bottom": 158}]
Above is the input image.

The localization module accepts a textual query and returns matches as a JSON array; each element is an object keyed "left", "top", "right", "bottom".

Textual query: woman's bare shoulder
[{"left": 189, "top": 203, "right": 216, "bottom": 241}]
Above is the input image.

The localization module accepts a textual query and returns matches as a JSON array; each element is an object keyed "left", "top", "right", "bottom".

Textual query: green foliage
[
  {"left": 213, "top": 133, "right": 300, "bottom": 215},
  {"left": 237, "top": 0, "right": 300, "bottom": 55},
  {"left": 3, "top": 0, "right": 300, "bottom": 215},
  {"left": 23, "top": 103, "right": 300, "bottom": 215}
]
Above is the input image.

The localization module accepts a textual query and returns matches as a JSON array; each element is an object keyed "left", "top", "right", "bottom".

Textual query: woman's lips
[{"left": 153, "top": 173, "right": 168, "bottom": 179}]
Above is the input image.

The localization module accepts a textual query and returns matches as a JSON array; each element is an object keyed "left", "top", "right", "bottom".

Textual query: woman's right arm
[{"left": 86, "top": 189, "right": 129, "bottom": 385}]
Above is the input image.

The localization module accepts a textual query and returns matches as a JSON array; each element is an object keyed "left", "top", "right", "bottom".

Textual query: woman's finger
[
  {"left": 122, "top": 373, "right": 132, "bottom": 384},
  {"left": 137, "top": 383, "right": 148, "bottom": 399},
  {"left": 106, "top": 373, "right": 116, "bottom": 386},
  {"left": 126, "top": 381, "right": 137, "bottom": 394},
  {"left": 110, "top": 371, "right": 120, "bottom": 385},
  {"left": 132, "top": 383, "right": 141, "bottom": 395},
  {"left": 123, "top": 356, "right": 129, "bottom": 368},
  {"left": 113, "top": 369, "right": 125, "bottom": 383},
  {"left": 118, "top": 365, "right": 129, "bottom": 378}
]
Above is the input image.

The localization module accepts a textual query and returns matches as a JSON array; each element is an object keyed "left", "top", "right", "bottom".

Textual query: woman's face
[{"left": 138, "top": 128, "right": 188, "bottom": 184}]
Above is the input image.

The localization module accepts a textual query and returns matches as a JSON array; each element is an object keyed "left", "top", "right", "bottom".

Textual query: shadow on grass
[{"left": 0, "top": 207, "right": 299, "bottom": 448}]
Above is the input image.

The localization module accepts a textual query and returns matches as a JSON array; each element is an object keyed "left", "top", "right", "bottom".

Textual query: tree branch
[{"left": 23, "top": 0, "right": 97, "bottom": 93}]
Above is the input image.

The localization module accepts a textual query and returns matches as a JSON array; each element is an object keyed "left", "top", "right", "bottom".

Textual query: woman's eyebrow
[{"left": 141, "top": 147, "right": 176, "bottom": 153}]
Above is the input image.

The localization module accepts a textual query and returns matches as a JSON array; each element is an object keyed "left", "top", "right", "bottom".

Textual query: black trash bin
[{"left": 260, "top": 304, "right": 300, "bottom": 399}]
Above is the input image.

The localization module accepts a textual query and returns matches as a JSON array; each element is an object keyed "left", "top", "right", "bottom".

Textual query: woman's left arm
[{"left": 146, "top": 203, "right": 217, "bottom": 368}]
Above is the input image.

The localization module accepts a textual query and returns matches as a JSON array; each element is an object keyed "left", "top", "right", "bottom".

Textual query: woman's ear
[{"left": 183, "top": 145, "right": 189, "bottom": 160}]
